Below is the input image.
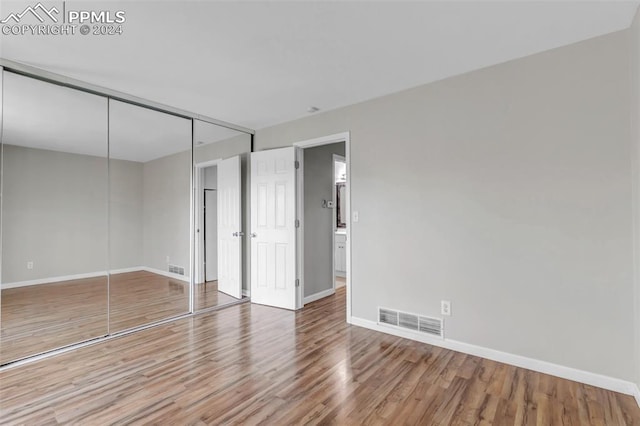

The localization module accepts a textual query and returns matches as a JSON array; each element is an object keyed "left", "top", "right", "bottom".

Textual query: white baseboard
[
  {"left": 141, "top": 267, "right": 190, "bottom": 283},
  {"left": 304, "top": 288, "right": 335, "bottom": 305},
  {"left": 242, "top": 289, "right": 250, "bottom": 298},
  {"left": 350, "top": 316, "right": 640, "bottom": 402},
  {"left": 1, "top": 271, "right": 113, "bottom": 289},
  {"left": 109, "top": 266, "right": 145, "bottom": 275},
  {"left": 2, "top": 266, "right": 189, "bottom": 288}
]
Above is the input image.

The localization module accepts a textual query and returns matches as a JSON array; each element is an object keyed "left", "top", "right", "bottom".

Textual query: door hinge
[
  {"left": 295, "top": 279, "right": 300, "bottom": 287},
  {"left": 295, "top": 219, "right": 300, "bottom": 228},
  {"left": 294, "top": 160, "right": 300, "bottom": 169}
]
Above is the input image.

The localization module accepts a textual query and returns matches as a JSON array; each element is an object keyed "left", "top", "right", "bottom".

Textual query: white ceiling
[
  {"left": 2, "top": 71, "right": 109, "bottom": 157},
  {"left": 1, "top": 1, "right": 639, "bottom": 130},
  {"left": 109, "top": 100, "right": 191, "bottom": 162},
  {"left": 2, "top": 71, "right": 246, "bottom": 161}
]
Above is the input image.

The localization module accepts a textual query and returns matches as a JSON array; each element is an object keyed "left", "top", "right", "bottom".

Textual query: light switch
[{"left": 353, "top": 211, "right": 359, "bottom": 222}]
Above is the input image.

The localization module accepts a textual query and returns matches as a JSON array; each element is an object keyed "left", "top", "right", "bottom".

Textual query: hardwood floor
[
  {"left": 1, "top": 287, "right": 638, "bottom": 425},
  {"left": 1, "top": 271, "right": 238, "bottom": 364},
  {"left": 0, "top": 276, "right": 109, "bottom": 365},
  {"left": 195, "top": 280, "right": 240, "bottom": 311},
  {"left": 109, "top": 271, "right": 189, "bottom": 333}
]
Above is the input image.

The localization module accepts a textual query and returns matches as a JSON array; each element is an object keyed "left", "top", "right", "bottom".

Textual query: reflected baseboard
[
  {"left": 139, "top": 267, "right": 189, "bottom": 283},
  {"left": 2, "top": 266, "right": 190, "bottom": 289},
  {"left": 1, "top": 271, "right": 110, "bottom": 289}
]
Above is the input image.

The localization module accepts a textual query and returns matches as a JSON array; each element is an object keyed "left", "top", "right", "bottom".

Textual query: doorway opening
[
  {"left": 297, "top": 142, "right": 346, "bottom": 305},
  {"left": 194, "top": 159, "right": 243, "bottom": 311},
  {"left": 247, "top": 132, "right": 351, "bottom": 318},
  {"left": 203, "top": 167, "right": 218, "bottom": 284},
  {"left": 294, "top": 132, "right": 352, "bottom": 319}
]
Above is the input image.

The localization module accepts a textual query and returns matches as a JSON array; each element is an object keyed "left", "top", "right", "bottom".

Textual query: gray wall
[
  {"left": 204, "top": 165, "right": 217, "bottom": 190},
  {"left": 1, "top": 144, "right": 194, "bottom": 284},
  {"left": 1, "top": 145, "right": 108, "bottom": 282},
  {"left": 631, "top": 8, "right": 640, "bottom": 390},
  {"left": 195, "top": 134, "right": 251, "bottom": 164},
  {"left": 303, "top": 143, "right": 345, "bottom": 298},
  {"left": 110, "top": 159, "right": 143, "bottom": 270},
  {"left": 1, "top": 145, "right": 147, "bottom": 283},
  {"left": 255, "top": 31, "right": 635, "bottom": 381},
  {"left": 142, "top": 150, "right": 191, "bottom": 275}
]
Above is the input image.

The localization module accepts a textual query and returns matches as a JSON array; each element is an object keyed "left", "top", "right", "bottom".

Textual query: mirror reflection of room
[
  {"left": 0, "top": 72, "right": 109, "bottom": 363},
  {"left": 193, "top": 120, "right": 251, "bottom": 311},
  {"left": 107, "top": 100, "right": 192, "bottom": 333},
  {"left": 0, "top": 68, "right": 254, "bottom": 365}
]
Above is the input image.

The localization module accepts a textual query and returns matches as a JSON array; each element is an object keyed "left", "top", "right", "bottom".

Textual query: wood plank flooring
[
  {"left": 1, "top": 271, "right": 238, "bottom": 364},
  {"left": 1, "top": 276, "right": 110, "bottom": 365},
  {"left": 195, "top": 280, "right": 239, "bottom": 311},
  {"left": 1, "top": 287, "right": 638, "bottom": 424}
]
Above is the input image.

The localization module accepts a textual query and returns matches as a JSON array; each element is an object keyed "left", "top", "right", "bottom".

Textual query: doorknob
[
  {"left": 250, "top": 232, "right": 257, "bottom": 238},
  {"left": 232, "top": 231, "right": 245, "bottom": 237}
]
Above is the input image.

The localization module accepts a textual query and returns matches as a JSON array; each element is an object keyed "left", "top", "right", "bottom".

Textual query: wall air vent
[
  {"left": 379, "top": 308, "right": 399, "bottom": 326},
  {"left": 378, "top": 307, "right": 443, "bottom": 338},
  {"left": 168, "top": 264, "right": 185, "bottom": 276}
]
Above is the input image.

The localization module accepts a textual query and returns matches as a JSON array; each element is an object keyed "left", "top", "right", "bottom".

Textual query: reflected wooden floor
[
  {"left": 0, "top": 277, "right": 109, "bottom": 364},
  {"left": 1, "top": 271, "right": 237, "bottom": 364},
  {"left": 194, "top": 280, "right": 240, "bottom": 311},
  {"left": 1, "top": 287, "right": 638, "bottom": 424},
  {"left": 109, "top": 271, "right": 189, "bottom": 333}
]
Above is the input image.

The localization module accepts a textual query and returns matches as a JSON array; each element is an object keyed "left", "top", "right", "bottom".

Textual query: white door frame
[
  {"left": 293, "top": 132, "right": 352, "bottom": 322},
  {"left": 194, "top": 158, "right": 220, "bottom": 285}
]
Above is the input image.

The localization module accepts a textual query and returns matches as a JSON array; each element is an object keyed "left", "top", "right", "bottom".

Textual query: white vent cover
[
  {"left": 378, "top": 307, "right": 443, "bottom": 338},
  {"left": 168, "top": 264, "right": 185, "bottom": 276}
]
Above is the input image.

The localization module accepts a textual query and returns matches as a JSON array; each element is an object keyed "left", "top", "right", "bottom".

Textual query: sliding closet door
[
  {"left": 193, "top": 120, "right": 252, "bottom": 310},
  {"left": 108, "top": 100, "right": 192, "bottom": 332},
  {"left": 0, "top": 71, "right": 109, "bottom": 363}
]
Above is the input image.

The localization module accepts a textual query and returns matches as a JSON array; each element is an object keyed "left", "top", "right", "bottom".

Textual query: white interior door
[
  {"left": 204, "top": 190, "right": 217, "bottom": 282},
  {"left": 250, "top": 147, "right": 298, "bottom": 310},
  {"left": 218, "top": 155, "right": 242, "bottom": 299}
]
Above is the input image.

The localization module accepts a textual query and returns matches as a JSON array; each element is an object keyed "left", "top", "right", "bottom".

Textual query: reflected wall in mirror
[
  {"left": 108, "top": 100, "right": 192, "bottom": 332},
  {"left": 193, "top": 120, "right": 251, "bottom": 311},
  {"left": 1, "top": 71, "right": 108, "bottom": 363}
]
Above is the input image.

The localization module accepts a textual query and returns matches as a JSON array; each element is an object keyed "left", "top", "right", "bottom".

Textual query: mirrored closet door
[
  {"left": 193, "top": 120, "right": 251, "bottom": 311},
  {"left": 0, "top": 71, "right": 109, "bottom": 363},
  {"left": 108, "top": 100, "right": 192, "bottom": 332},
  {"left": 0, "top": 66, "right": 253, "bottom": 366}
]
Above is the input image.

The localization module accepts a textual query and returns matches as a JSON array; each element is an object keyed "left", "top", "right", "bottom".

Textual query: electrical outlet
[
  {"left": 27, "top": 261, "right": 34, "bottom": 270},
  {"left": 441, "top": 300, "right": 451, "bottom": 316}
]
